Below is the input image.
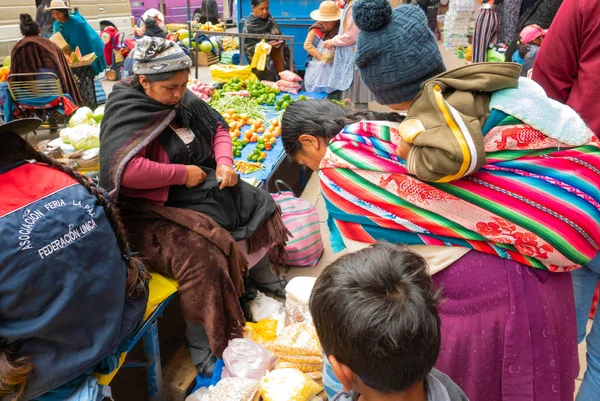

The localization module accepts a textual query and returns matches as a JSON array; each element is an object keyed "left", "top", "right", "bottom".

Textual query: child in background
[
  {"left": 512, "top": 24, "right": 546, "bottom": 76},
  {"left": 304, "top": 1, "right": 341, "bottom": 93},
  {"left": 309, "top": 242, "right": 469, "bottom": 401}
]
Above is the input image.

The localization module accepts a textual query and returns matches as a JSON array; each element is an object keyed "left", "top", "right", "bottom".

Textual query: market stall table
[{"left": 232, "top": 90, "right": 327, "bottom": 190}]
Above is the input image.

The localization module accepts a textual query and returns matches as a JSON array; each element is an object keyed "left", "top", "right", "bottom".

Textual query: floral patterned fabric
[{"left": 320, "top": 117, "right": 600, "bottom": 272}]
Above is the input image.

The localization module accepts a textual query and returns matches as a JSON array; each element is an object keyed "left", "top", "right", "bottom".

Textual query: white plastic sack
[
  {"left": 249, "top": 291, "right": 285, "bottom": 333},
  {"left": 285, "top": 277, "right": 317, "bottom": 325},
  {"left": 185, "top": 387, "right": 210, "bottom": 401},
  {"left": 221, "top": 338, "right": 278, "bottom": 381}
]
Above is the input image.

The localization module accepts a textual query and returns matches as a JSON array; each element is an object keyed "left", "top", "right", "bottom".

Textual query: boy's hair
[{"left": 309, "top": 242, "right": 441, "bottom": 393}]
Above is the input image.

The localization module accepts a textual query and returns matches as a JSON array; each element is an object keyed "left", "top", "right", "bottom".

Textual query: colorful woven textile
[{"left": 320, "top": 118, "right": 600, "bottom": 272}]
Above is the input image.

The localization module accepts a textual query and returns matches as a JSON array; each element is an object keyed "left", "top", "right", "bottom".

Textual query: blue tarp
[{"left": 235, "top": 91, "right": 327, "bottom": 182}]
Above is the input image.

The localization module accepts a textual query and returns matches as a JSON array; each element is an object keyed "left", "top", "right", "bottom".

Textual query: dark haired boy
[{"left": 309, "top": 243, "right": 469, "bottom": 401}]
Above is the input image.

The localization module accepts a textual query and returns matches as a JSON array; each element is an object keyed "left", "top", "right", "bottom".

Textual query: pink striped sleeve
[{"left": 213, "top": 122, "right": 234, "bottom": 166}]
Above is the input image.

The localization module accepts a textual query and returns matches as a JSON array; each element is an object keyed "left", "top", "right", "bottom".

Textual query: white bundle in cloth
[{"left": 285, "top": 277, "right": 317, "bottom": 326}]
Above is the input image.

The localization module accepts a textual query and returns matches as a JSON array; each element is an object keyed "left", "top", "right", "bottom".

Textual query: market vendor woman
[
  {"left": 243, "top": 0, "right": 292, "bottom": 81},
  {"left": 48, "top": 0, "right": 107, "bottom": 76},
  {"left": 99, "top": 37, "right": 289, "bottom": 376}
]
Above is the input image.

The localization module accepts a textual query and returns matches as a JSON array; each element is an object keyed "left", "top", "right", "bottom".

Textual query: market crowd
[{"left": 1, "top": 0, "right": 599, "bottom": 400}]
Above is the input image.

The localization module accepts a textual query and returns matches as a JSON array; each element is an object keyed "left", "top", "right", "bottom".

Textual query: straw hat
[
  {"left": 310, "top": 1, "right": 342, "bottom": 22},
  {"left": 45, "top": 0, "right": 72, "bottom": 11}
]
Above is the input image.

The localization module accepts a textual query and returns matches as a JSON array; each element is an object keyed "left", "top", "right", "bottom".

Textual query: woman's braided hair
[{"left": 0, "top": 132, "right": 149, "bottom": 399}]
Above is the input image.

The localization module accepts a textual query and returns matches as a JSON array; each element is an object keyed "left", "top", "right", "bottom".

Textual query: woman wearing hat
[
  {"left": 322, "top": 0, "right": 371, "bottom": 106},
  {"left": 99, "top": 37, "right": 289, "bottom": 376},
  {"left": 0, "top": 117, "right": 148, "bottom": 400},
  {"left": 280, "top": 1, "right": 594, "bottom": 400},
  {"left": 303, "top": 1, "right": 341, "bottom": 93},
  {"left": 48, "top": 0, "right": 107, "bottom": 76}
]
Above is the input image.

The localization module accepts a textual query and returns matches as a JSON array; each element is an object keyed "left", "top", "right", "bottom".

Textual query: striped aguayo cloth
[{"left": 319, "top": 118, "right": 600, "bottom": 272}]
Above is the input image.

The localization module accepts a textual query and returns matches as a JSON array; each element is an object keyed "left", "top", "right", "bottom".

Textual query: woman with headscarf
[
  {"left": 243, "top": 0, "right": 292, "bottom": 81},
  {"left": 99, "top": 37, "right": 289, "bottom": 376},
  {"left": 10, "top": 13, "right": 84, "bottom": 106},
  {"left": 280, "top": 1, "right": 595, "bottom": 400},
  {"left": 0, "top": 117, "right": 148, "bottom": 401},
  {"left": 48, "top": 0, "right": 107, "bottom": 76}
]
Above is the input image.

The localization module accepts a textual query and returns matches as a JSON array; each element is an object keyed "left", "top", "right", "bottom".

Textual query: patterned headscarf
[{"left": 132, "top": 37, "right": 191, "bottom": 75}]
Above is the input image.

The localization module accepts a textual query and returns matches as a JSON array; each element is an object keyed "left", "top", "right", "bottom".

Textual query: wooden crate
[
  {"left": 163, "top": 345, "right": 199, "bottom": 401},
  {"left": 192, "top": 50, "right": 220, "bottom": 67}
]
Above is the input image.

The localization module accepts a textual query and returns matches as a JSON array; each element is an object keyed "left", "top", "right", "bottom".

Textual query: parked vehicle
[
  {"left": 0, "top": 0, "right": 135, "bottom": 59},
  {"left": 236, "top": 0, "right": 322, "bottom": 72},
  {"left": 130, "top": 0, "right": 226, "bottom": 25}
]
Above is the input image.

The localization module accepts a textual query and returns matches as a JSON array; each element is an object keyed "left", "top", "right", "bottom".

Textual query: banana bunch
[{"left": 223, "top": 37, "right": 239, "bottom": 51}]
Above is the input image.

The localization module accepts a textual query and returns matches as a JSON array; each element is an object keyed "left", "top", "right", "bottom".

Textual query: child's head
[
  {"left": 309, "top": 242, "right": 441, "bottom": 394},
  {"left": 519, "top": 24, "right": 546, "bottom": 46},
  {"left": 310, "top": 1, "right": 342, "bottom": 30}
]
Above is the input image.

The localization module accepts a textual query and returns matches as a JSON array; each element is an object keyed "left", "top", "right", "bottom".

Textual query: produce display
[
  {"left": 275, "top": 94, "right": 306, "bottom": 111},
  {"left": 59, "top": 106, "right": 104, "bottom": 151},
  {"left": 188, "top": 79, "right": 215, "bottom": 101},
  {"left": 234, "top": 161, "right": 265, "bottom": 174},
  {"left": 65, "top": 46, "right": 96, "bottom": 66}
]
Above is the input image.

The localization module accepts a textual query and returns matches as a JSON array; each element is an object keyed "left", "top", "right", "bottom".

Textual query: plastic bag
[
  {"left": 260, "top": 80, "right": 279, "bottom": 90},
  {"left": 285, "top": 277, "right": 317, "bottom": 325},
  {"left": 185, "top": 387, "right": 210, "bottom": 401},
  {"left": 260, "top": 368, "right": 323, "bottom": 401},
  {"left": 322, "top": 50, "right": 334, "bottom": 64},
  {"left": 68, "top": 107, "right": 93, "bottom": 128},
  {"left": 249, "top": 292, "right": 285, "bottom": 331},
  {"left": 60, "top": 127, "right": 72, "bottom": 144},
  {"left": 69, "top": 124, "right": 100, "bottom": 151},
  {"left": 279, "top": 70, "right": 302, "bottom": 82},
  {"left": 269, "top": 323, "right": 322, "bottom": 358},
  {"left": 277, "top": 79, "right": 301, "bottom": 94},
  {"left": 210, "top": 377, "right": 260, "bottom": 401},
  {"left": 210, "top": 64, "right": 258, "bottom": 82},
  {"left": 244, "top": 319, "right": 278, "bottom": 344},
  {"left": 251, "top": 40, "right": 272, "bottom": 71},
  {"left": 275, "top": 360, "right": 323, "bottom": 374},
  {"left": 221, "top": 338, "right": 278, "bottom": 381}
]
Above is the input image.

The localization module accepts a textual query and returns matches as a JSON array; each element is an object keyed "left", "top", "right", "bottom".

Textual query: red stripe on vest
[{"left": 0, "top": 163, "right": 78, "bottom": 217}]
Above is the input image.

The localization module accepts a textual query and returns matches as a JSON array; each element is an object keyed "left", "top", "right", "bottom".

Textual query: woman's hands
[
  {"left": 185, "top": 165, "right": 207, "bottom": 188},
  {"left": 323, "top": 40, "right": 334, "bottom": 50},
  {"left": 216, "top": 165, "right": 238, "bottom": 189}
]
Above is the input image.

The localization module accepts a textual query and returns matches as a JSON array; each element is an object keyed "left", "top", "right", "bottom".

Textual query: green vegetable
[
  {"left": 209, "top": 95, "right": 265, "bottom": 120},
  {"left": 298, "top": 95, "right": 307, "bottom": 101}
]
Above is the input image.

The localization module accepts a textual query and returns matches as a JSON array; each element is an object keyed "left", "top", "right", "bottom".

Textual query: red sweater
[
  {"left": 120, "top": 123, "right": 233, "bottom": 204},
  {"left": 532, "top": 0, "right": 600, "bottom": 136}
]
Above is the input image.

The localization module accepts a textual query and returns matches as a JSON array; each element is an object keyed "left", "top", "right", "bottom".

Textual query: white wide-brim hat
[{"left": 46, "top": 0, "right": 72, "bottom": 11}]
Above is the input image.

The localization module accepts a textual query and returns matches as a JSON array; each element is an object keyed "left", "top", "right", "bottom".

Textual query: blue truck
[{"left": 236, "top": 0, "right": 324, "bottom": 72}]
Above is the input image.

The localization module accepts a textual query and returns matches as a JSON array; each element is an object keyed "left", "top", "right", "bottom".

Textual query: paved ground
[{"left": 32, "top": 43, "right": 589, "bottom": 399}]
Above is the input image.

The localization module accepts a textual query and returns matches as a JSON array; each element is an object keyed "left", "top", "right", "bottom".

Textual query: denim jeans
[{"left": 573, "top": 253, "right": 600, "bottom": 401}]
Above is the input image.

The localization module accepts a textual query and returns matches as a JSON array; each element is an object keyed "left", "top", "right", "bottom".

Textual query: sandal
[{"left": 187, "top": 343, "right": 217, "bottom": 377}]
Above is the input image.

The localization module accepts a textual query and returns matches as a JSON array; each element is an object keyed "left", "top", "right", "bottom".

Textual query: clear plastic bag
[
  {"left": 285, "top": 277, "right": 316, "bottom": 326},
  {"left": 209, "top": 377, "right": 260, "bottom": 401},
  {"left": 260, "top": 368, "right": 323, "bottom": 401},
  {"left": 277, "top": 79, "right": 301, "bottom": 94},
  {"left": 275, "top": 360, "right": 323, "bottom": 374},
  {"left": 279, "top": 70, "right": 303, "bottom": 82},
  {"left": 221, "top": 338, "right": 278, "bottom": 381},
  {"left": 185, "top": 387, "right": 210, "bottom": 401},
  {"left": 269, "top": 323, "right": 322, "bottom": 358}
]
